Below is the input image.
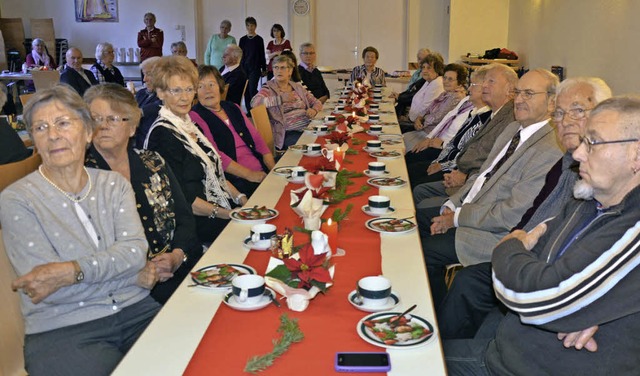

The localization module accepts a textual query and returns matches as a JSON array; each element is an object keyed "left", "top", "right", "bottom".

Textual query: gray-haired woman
[
  {"left": 0, "top": 84, "right": 160, "bottom": 375},
  {"left": 91, "top": 42, "right": 125, "bottom": 86}
]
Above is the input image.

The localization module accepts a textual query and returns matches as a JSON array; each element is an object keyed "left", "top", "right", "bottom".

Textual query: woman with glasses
[
  {"left": 143, "top": 56, "right": 248, "bottom": 244},
  {"left": 190, "top": 66, "right": 274, "bottom": 197},
  {"left": 0, "top": 85, "right": 160, "bottom": 375},
  {"left": 251, "top": 55, "right": 322, "bottom": 150},
  {"left": 84, "top": 83, "right": 201, "bottom": 304},
  {"left": 90, "top": 42, "right": 125, "bottom": 86}
]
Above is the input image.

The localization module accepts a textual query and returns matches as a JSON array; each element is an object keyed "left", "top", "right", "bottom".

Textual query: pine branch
[{"left": 244, "top": 314, "right": 305, "bottom": 374}]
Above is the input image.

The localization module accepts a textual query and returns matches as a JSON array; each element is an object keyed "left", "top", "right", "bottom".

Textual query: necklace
[
  {"left": 39, "top": 165, "right": 92, "bottom": 203},
  {"left": 211, "top": 107, "right": 224, "bottom": 112}
]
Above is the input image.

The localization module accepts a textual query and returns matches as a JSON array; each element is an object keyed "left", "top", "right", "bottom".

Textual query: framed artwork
[{"left": 75, "top": 0, "right": 119, "bottom": 22}]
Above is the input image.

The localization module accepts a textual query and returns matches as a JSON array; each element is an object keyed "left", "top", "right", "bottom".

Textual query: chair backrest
[
  {"left": 19, "top": 93, "right": 33, "bottom": 107},
  {"left": 0, "top": 152, "right": 41, "bottom": 193},
  {"left": 250, "top": 104, "right": 275, "bottom": 155},
  {"left": 0, "top": 228, "right": 27, "bottom": 376},
  {"left": 31, "top": 70, "right": 60, "bottom": 91},
  {"left": 221, "top": 83, "right": 230, "bottom": 101}
]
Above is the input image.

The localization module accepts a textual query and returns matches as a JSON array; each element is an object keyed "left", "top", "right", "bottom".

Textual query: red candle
[
  {"left": 321, "top": 218, "right": 338, "bottom": 254},
  {"left": 334, "top": 146, "right": 345, "bottom": 170}
]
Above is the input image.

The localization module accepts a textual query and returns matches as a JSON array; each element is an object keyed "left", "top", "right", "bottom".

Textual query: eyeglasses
[
  {"left": 469, "top": 83, "right": 481, "bottom": 87},
  {"left": 552, "top": 108, "right": 592, "bottom": 121},
  {"left": 92, "top": 115, "right": 130, "bottom": 125},
  {"left": 443, "top": 76, "right": 458, "bottom": 82},
  {"left": 512, "top": 89, "right": 549, "bottom": 100},
  {"left": 300, "top": 52, "right": 316, "bottom": 55},
  {"left": 31, "top": 116, "right": 79, "bottom": 135},
  {"left": 273, "top": 65, "right": 291, "bottom": 71},
  {"left": 167, "top": 87, "right": 195, "bottom": 96},
  {"left": 579, "top": 135, "right": 639, "bottom": 153}
]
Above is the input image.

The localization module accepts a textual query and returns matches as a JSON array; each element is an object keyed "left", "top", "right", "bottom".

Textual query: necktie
[{"left": 484, "top": 130, "right": 521, "bottom": 183}]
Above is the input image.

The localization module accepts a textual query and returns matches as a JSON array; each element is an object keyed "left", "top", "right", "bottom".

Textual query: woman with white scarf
[
  {"left": 26, "top": 38, "right": 57, "bottom": 69},
  {"left": 144, "top": 56, "right": 248, "bottom": 244}
]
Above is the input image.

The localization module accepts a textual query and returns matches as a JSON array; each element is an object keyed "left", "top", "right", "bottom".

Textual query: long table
[{"left": 113, "top": 90, "right": 446, "bottom": 375}]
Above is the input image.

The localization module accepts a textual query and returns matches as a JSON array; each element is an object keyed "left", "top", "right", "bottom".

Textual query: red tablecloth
[{"left": 184, "top": 131, "right": 394, "bottom": 375}]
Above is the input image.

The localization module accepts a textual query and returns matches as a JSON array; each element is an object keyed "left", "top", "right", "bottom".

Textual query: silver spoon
[
  {"left": 264, "top": 290, "right": 281, "bottom": 307},
  {"left": 353, "top": 284, "right": 364, "bottom": 306},
  {"left": 389, "top": 304, "right": 417, "bottom": 326}
]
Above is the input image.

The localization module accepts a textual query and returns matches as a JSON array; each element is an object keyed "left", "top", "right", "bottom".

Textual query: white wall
[
  {"left": 507, "top": 0, "right": 639, "bottom": 94},
  {"left": 449, "top": 0, "right": 509, "bottom": 62},
  {"left": 1, "top": 0, "right": 197, "bottom": 60}
]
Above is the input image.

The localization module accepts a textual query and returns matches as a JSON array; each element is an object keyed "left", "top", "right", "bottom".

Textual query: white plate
[
  {"left": 357, "top": 311, "right": 435, "bottom": 349},
  {"left": 361, "top": 205, "right": 396, "bottom": 217},
  {"left": 363, "top": 169, "right": 390, "bottom": 178},
  {"left": 223, "top": 287, "right": 276, "bottom": 311},
  {"left": 288, "top": 144, "right": 305, "bottom": 152},
  {"left": 190, "top": 263, "right": 256, "bottom": 290},
  {"left": 366, "top": 130, "right": 384, "bottom": 137},
  {"left": 368, "top": 150, "right": 402, "bottom": 159},
  {"left": 348, "top": 290, "right": 400, "bottom": 312},
  {"left": 363, "top": 146, "right": 384, "bottom": 153},
  {"left": 230, "top": 207, "right": 279, "bottom": 223},
  {"left": 285, "top": 176, "right": 305, "bottom": 184},
  {"left": 378, "top": 133, "right": 403, "bottom": 140},
  {"left": 365, "top": 217, "right": 417, "bottom": 234},
  {"left": 367, "top": 177, "right": 408, "bottom": 189},
  {"left": 273, "top": 166, "right": 296, "bottom": 176},
  {"left": 243, "top": 236, "right": 271, "bottom": 251}
]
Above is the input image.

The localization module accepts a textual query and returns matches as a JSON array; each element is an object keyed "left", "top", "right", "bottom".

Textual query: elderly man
[
  {"left": 438, "top": 77, "right": 613, "bottom": 340},
  {"left": 445, "top": 96, "right": 640, "bottom": 375},
  {"left": 422, "top": 69, "right": 563, "bottom": 307},
  {"left": 60, "top": 47, "right": 98, "bottom": 97},
  {"left": 298, "top": 43, "right": 330, "bottom": 103},
  {"left": 219, "top": 44, "right": 247, "bottom": 106},
  {"left": 413, "top": 63, "right": 517, "bottom": 207}
]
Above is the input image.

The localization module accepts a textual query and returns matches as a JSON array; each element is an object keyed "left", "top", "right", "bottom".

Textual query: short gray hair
[
  {"left": 590, "top": 96, "right": 640, "bottom": 138},
  {"left": 23, "top": 84, "right": 94, "bottom": 136},
  {"left": 95, "top": 42, "right": 114, "bottom": 61},
  {"left": 140, "top": 56, "right": 160, "bottom": 71},
  {"left": 32, "top": 38, "right": 45, "bottom": 48},
  {"left": 299, "top": 42, "right": 315, "bottom": 54},
  {"left": 220, "top": 19, "right": 231, "bottom": 29},
  {"left": 484, "top": 63, "right": 518, "bottom": 93},
  {"left": 225, "top": 44, "right": 243, "bottom": 61},
  {"left": 556, "top": 77, "right": 612, "bottom": 107},
  {"left": 272, "top": 55, "right": 294, "bottom": 69}
]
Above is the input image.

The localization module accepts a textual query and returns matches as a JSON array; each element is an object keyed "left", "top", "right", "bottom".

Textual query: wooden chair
[
  {"left": 250, "top": 104, "right": 275, "bottom": 156},
  {"left": 221, "top": 83, "right": 230, "bottom": 101},
  {"left": 0, "top": 151, "right": 41, "bottom": 192},
  {"left": 0, "top": 228, "right": 27, "bottom": 376},
  {"left": 444, "top": 263, "right": 464, "bottom": 289},
  {"left": 19, "top": 93, "right": 33, "bottom": 107},
  {"left": 31, "top": 70, "right": 60, "bottom": 91}
]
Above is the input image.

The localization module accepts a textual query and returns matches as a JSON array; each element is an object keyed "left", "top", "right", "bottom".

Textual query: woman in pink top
[
  {"left": 265, "top": 24, "right": 292, "bottom": 80},
  {"left": 190, "top": 65, "right": 275, "bottom": 196}
]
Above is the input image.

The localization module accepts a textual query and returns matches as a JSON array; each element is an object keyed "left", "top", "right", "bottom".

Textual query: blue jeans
[{"left": 24, "top": 296, "right": 160, "bottom": 376}]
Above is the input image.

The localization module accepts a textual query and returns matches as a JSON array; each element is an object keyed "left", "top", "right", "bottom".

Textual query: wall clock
[{"left": 293, "top": 0, "right": 310, "bottom": 16}]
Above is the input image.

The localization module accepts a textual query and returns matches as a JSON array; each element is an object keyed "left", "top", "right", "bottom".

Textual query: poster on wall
[{"left": 75, "top": 0, "right": 119, "bottom": 22}]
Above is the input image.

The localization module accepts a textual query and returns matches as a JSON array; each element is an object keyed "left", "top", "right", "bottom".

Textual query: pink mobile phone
[{"left": 335, "top": 352, "right": 391, "bottom": 373}]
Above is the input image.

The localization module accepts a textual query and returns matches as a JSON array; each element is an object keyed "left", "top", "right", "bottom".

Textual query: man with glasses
[
  {"left": 438, "top": 77, "right": 612, "bottom": 341},
  {"left": 420, "top": 69, "right": 563, "bottom": 308},
  {"left": 445, "top": 95, "right": 640, "bottom": 376},
  {"left": 298, "top": 43, "right": 330, "bottom": 104}
]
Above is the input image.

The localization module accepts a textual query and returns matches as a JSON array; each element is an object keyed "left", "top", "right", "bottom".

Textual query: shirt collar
[
  {"left": 224, "top": 63, "right": 240, "bottom": 73},
  {"left": 300, "top": 61, "right": 314, "bottom": 72}
]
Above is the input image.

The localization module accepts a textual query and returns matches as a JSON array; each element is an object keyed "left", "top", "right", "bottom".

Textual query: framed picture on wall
[{"left": 75, "top": 0, "right": 119, "bottom": 22}]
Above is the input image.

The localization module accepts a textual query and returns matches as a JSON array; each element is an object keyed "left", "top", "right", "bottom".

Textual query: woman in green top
[{"left": 204, "top": 20, "right": 236, "bottom": 68}]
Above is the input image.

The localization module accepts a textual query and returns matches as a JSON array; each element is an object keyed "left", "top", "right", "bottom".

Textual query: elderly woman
[
  {"left": 191, "top": 66, "right": 275, "bottom": 196},
  {"left": 350, "top": 46, "right": 386, "bottom": 87},
  {"left": 266, "top": 24, "right": 292, "bottom": 80},
  {"left": 84, "top": 83, "right": 201, "bottom": 304},
  {"left": 135, "top": 56, "right": 162, "bottom": 148},
  {"left": 403, "top": 63, "right": 467, "bottom": 149},
  {"left": 399, "top": 53, "right": 445, "bottom": 132},
  {"left": 0, "top": 85, "right": 159, "bottom": 375},
  {"left": 143, "top": 56, "right": 247, "bottom": 244},
  {"left": 204, "top": 19, "right": 236, "bottom": 68},
  {"left": 281, "top": 50, "right": 302, "bottom": 82},
  {"left": 406, "top": 66, "right": 492, "bottom": 188},
  {"left": 251, "top": 55, "right": 322, "bottom": 150},
  {"left": 25, "top": 38, "right": 57, "bottom": 69},
  {"left": 90, "top": 42, "right": 125, "bottom": 86}
]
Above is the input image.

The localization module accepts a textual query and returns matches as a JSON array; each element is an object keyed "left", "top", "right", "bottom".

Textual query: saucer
[
  {"left": 302, "top": 151, "right": 322, "bottom": 157},
  {"left": 363, "top": 169, "right": 390, "bottom": 178},
  {"left": 243, "top": 236, "right": 271, "bottom": 251},
  {"left": 286, "top": 176, "right": 306, "bottom": 184},
  {"left": 363, "top": 146, "right": 384, "bottom": 153},
  {"left": 348, "top": 290, "right": 400, "bottom": 312},
  {"left": 223, "top": 287, "right": 276, "bottom": 311},
  {"left": 366, "top": 130, "right": 384, "bottom": 137},
  {"left": 362, "top": 205, "right": 396, "bottom": 217}
]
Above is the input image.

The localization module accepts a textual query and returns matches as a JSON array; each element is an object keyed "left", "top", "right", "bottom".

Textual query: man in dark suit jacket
[
  {"left": 298, "top": 43, "right": 330, "bottom": 103},
  {"left": 60, "top": 48, "right": 98, "bottom": 97},
  {"left": 219, "top": 44, "right": 246, "bottom": 106}
]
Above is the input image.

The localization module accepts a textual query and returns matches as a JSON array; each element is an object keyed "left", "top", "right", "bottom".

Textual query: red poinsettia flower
[
  {"left": 326, "top": 131, "right": 351, "bottom": 146},
  {"left": 311, "top": 157, "right": 337, "bottom": 172},
  {"left": 282, "top": 244, "right": 332, "bottom": 289}
]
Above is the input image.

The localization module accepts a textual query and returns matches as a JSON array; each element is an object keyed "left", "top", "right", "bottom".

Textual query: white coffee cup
[
  {"left": 368, "top": 195, "right": 391, "bottom": 215},
  {"left": 369, "top": 114, "right": 380, "bottom": 123},
  {"left": 367, "top": 140, "right": 382, "bottom": 150},
  {"left": 357, "top": 276, "right": 392, "bottom": 306},
  {"left": 325, "top": 115, "right": 336, "bottom": 123},
  {"left": 250, "top": 224, "right": 277, "bottom": 248},
  {"left": 232, "top": 275, "right": 265, "bottom": 305},
  {"left": 314, "top": 124, "right": 328, "bottom": 133},
  {"left": 368, "top": 161, "right": 386, "bottom": 175},
  {"left": 369, "top": 124, "right": 383, "bottom": 134},
  {"left": 306, "top": 143, "right": 322, "bottom": 154},
  {"left": 290, "top": 166, "right": 307, "bottom": 180}
]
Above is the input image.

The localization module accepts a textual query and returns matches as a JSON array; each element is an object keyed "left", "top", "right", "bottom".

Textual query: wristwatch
[{"left": 72, "top": 260, "right": 84, "bottom": 284}]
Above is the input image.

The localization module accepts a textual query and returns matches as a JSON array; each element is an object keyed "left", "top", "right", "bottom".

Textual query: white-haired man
[{"left": 220, "top": 44, "right": 246, "bottom": 106}]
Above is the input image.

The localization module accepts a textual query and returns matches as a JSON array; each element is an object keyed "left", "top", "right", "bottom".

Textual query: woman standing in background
[
  {"left": 204, "top": 20, "right": 236, "bottom": 68},
  {"left": 265, "top": 24, "right": 291, "bottom": 80}
]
